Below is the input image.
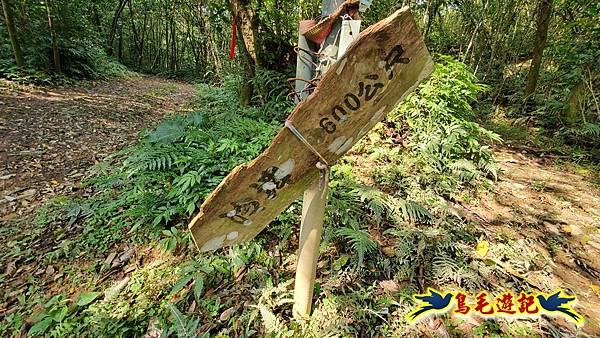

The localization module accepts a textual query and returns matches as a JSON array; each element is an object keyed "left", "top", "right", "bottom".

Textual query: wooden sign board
[{"left": 189, "top": 7, "right": 434, "bottom": 252}]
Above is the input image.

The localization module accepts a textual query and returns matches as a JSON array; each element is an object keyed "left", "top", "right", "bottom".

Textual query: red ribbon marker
[{"left": 229, "top": 16, "right": 237, "bottom": 60}]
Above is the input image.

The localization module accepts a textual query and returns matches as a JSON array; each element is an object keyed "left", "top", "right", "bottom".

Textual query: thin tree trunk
[
  {"left": 463, "top": 0, "right": 489, "bottom": 64},
  {"left": 424, "top": 0, "right": 441, "bottom": 39},
  {"left": 118, "top": 23, "right": 123, "bottom": 61},
  {"left": 152, "top": 21, "right": 163, "bottom": 71},
  {"left": 1, "top": 0, "right": 24, "bottom": 67},
  {"left": 203, "top": 10, "right": 221, "bottom": 72},
  {"left": 524, "top": 0, "right": 553, "bottom": 98},
  {"left": 107, "top": 0, "right": 127, "bottom": 56},
  {"left": 565, "top": 80, "right": 586, "bottom": 125},
  {"left": 228, "top": 0, "right": 259, "bottom": 105},
  {"left": 92, "top": 4, "right": 101, "bottom": 31},
  {"left": 170, "top": 17, "right": 176, "bottom": 71},
  {"left": 128, "top": 0, "right": 142, "bottom": 61},
  {"left": 586, "top": 67, "right": 600, "bottom": 119},
  {"left": 228, "top": 0, "right": 262, "bottom": 67},
  {"left": 46, "top": 0, "right": 60, "bottom": 72},
  {"left": 483, "top": 0, "right": 518, "bottom": 81},
  {"left": 138, "top": 10, "right": 147, "bottom": 68},
  {"left": 164, "top": 11, "right": 169, "bottom": 71}
]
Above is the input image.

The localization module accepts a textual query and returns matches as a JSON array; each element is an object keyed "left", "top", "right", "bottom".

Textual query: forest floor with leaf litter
[
  {"left": 454, "top": 146, "right": 600, "bottom": 335},
  {"left": 0, "top": 76, "right": 196, "bottom": 223}
]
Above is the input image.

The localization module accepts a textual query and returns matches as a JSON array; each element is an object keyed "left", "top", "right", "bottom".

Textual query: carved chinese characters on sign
[
  {"left": 251, "top": 159, "right": 295, "bottom": 199},
  {"left": 218, "top": 159, "right": 295, "bottom": 226},
  {"left": 219, "top": 198, "right": 264, "bottom": 226},
  {"left": 319, "top": 45, "right": 410, "bottom": 134},
  {"left": 382, "top": 45, "right": 411, "bottom": 80},
  {"left": 220, "top": 46, "right": 409, "bottom": 230}
]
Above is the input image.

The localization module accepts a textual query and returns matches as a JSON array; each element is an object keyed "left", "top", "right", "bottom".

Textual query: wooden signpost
[
  {"left": 188, "top": 5, "right": 433, "bottom": 316},
  {"left": 292, "top": 0, "right": 354, "bottom": 318},
  {"left": 189, "top": 7, "right": 433, "bottom": 251}
]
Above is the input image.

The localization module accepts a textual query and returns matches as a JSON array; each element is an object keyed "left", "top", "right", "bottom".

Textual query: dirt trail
[
  {"left": 460, "top": 147, "right": 600, "bottom": 335},
  {"left": 0, "top": 76, "right": 196, "bottom": 222}
]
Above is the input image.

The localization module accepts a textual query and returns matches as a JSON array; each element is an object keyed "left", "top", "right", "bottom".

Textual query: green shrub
[{"left": 367, "top": 55, "right": 501, "bottom": 199}]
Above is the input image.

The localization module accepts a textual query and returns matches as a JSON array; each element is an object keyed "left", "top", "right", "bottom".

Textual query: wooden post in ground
[
  {"left": 292, "top": 167, "right": 329, "bottom": 318},
  {"left": 292, "top": 0, "right": 343, "bottom": 319}
]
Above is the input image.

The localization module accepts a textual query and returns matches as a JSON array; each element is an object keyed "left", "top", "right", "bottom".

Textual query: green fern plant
[
  {"left": 326, "top": 171, "right": 432, "bottom": 268},
  {"left": 335, "top": 227, "right": 377, "bottom": 267},
  {"left": 165, "top": 304, "right": 201, "bottom": 338},
  {"left": 377, "top": 55, "right": 503, "bottom": 196}
]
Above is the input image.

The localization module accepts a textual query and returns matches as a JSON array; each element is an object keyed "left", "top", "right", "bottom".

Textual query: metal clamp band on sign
[
  {"left": 284, "top": 120, "right": 330, "bottom": 190},
  {"left": 285, "top": 120, "right": 330, "bottom": 168}
]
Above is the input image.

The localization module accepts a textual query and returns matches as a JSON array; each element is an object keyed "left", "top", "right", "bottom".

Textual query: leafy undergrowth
[
  {"left": 0, "top": 59, "right": 131, "bottom": 86},
  {"left": 2, "top": 57, "right": 594, "bottom": 337}
]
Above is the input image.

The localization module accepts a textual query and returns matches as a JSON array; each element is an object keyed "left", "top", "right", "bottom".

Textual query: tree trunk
[
  {"left": 46, "top": 0, "right": 61, "bottom": 72},
  {"left": 170, "top": 17, "right": 176, "bottom": 71},
  {"left": 424, "top": 0, "right": 441, "bottom": 39},
  {"left": 203, "top": 9, "right": 221, "bottom": 73},
  {"left": 92, "top": 4, "right": 101, "bottom": 31},
  {"left": 118, "top": 23, "right": 123, "bottom": 61},
  {"left": 228, "top": 0, "right": 259, "bottom": 106},
  {"left": 462, "top": 0, "right": 489, "bottom": 65},
  {"left": 138, "top": 10, "right": 147, "bottom": 68},
  {"left": 524, "top": 0, "right": 553, "bottom": 99},
  {"left": 107, "top": 0, "right": 127, "bottom": 56},
  {"left": 164, "top": 11, "right": 169, "bottom": 70},
  {"left": 228, "top": 0, "right": 262, "bottom": 67},
  {"left": 564, "top": 80, "right": 586, "bottom": 126},
  {"left": 235, "top": 14, "right": 255, "bottom": 106},
  {"left": 128, "top": 0, "right": 142, "bottom": 63},
  {"left": 1, "top": 0, "right": 24, "bottom": 67}
]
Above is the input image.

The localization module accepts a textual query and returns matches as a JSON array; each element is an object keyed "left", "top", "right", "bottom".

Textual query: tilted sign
[{"left": 189, "top": 7, "right": 434, "bottom": 252}]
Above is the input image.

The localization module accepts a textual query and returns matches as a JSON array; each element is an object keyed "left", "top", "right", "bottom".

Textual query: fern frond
[
  {"left": 385, "top": 195, "right": 431, "bottom": 224},
  {"left": 351, "top": 185, "right": 387, "bottom": 224},
  {"left": 336, "top": 227, "right": 377, "bottom": 267},
  {"left": 166, "top": 304, "right": 199, "bottom": 338},
  {"left": 350, "top": 184, "right": 431, "bottom": 225},
  {"left": 582, "top": 122, "right": 600, "bottom": 137}
]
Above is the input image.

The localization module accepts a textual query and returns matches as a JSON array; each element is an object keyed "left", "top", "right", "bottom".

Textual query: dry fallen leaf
[
  {"left": 219, "top": 306, "right": 237, "bottom": 321},
  {"left": 6, "top": 260, "right": 17, "bottom": 275},
  {"left": 379, "top": 280, "right": 401, "bottom": 292},
  {"left": 591, "top": 284, "right": 600, "bottom": 297},
  {"left": 19, "top": 189, "right": 37, "bottom": 200},
  {"left": 381, "top": 246, "right": 396, "bottom": 257},
  {"left": 563, "top": 224, "right": 583, "bottom": 236},
  {"left": 187, "top": 300, "right": 196, "bottom": 314},
  {"left": 104, "top": 277, "right": 130, "bottom": 301},
  {"left": 104, "top": 252, "right": 117, "bottom": 266},
  {"left": 1, "top": 213, "right": 17, "bottom": 221}
]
